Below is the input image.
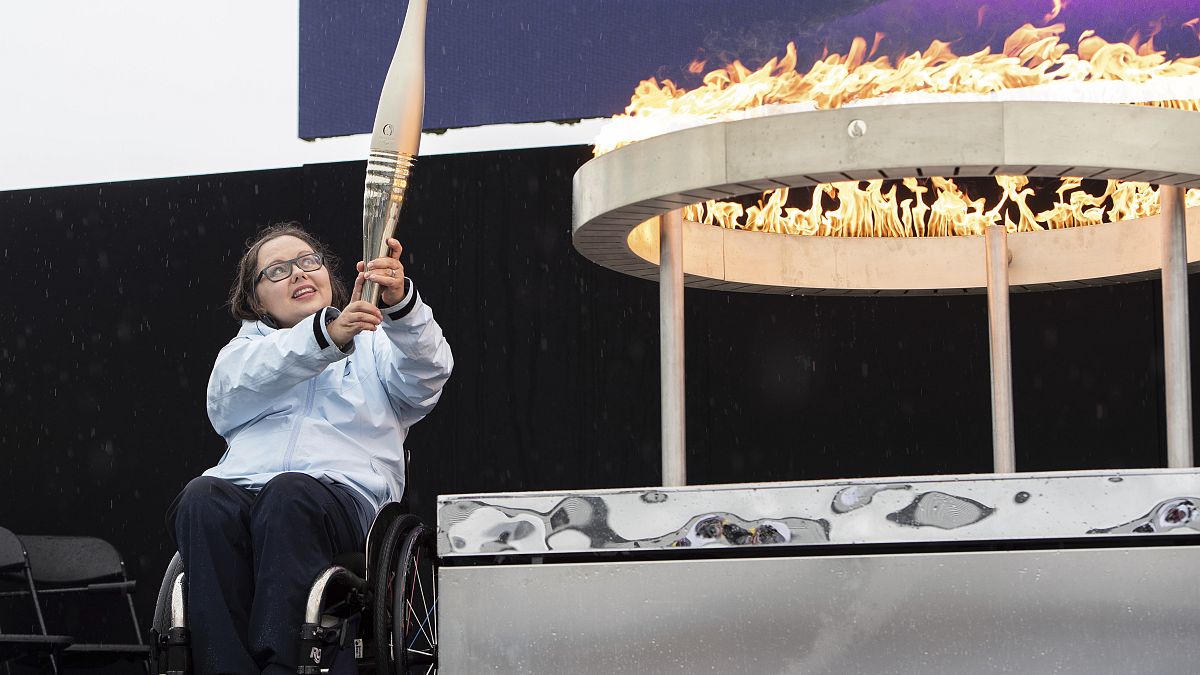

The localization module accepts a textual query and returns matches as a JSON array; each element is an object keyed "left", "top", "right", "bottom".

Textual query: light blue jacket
[{"left": 203, "top": 282, "right": 453, "bottom": 530}]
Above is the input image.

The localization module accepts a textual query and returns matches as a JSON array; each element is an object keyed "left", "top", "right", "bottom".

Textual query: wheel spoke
[
  {"left": 404, "top": 552, "right": 430, "bottom": 648},
  {"left": 415, "top": 558, "right": 434, "bottom": 645},
  {"left": 406, "top": 596, "right": 434, "bottom": 646},
  {"left": 407, "top": 596, "right": 438, "bottom": 649}
]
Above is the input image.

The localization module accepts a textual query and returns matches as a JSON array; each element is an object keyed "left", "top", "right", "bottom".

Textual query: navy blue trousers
[{"left": 166, "top": 473, "right": 367, "bottom": 675}]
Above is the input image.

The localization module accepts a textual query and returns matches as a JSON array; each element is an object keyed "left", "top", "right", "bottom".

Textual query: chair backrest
[
  {"left": 20, "top": 536, "right": 125, "bottom": 584},
  {"left": 0, "top": 526, "right": 56, "bottom": 644},
  {"left": 0, "top": 526, "right": 29, "bottom": 573},
  {"left": 17, "top": 534, "right": 147, "bottom": 661}
]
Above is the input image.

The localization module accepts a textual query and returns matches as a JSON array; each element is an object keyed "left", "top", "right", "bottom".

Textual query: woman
[{"left": 165, "top": 222, "right": 453, "bottom": 675}]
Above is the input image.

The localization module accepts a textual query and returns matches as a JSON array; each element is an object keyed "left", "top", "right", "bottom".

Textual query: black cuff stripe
[
  {"left": 386, "top": 287, "right": 418, "bottom": 321},
  {"left": 313, "top": 310, "right": 330, "bottom": 349}
]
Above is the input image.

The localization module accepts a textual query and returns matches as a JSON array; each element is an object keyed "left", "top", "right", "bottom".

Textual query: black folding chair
[
  {"left": 0, "top": 527, "right": 73, "bottom": 674},
  {"left": 18, "top": 535, "right": 150, "bottom": 671}
]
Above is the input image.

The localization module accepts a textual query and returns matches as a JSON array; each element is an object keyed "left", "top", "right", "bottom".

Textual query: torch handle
[
  {"left": 362, "top": 197, "right": 405, "bottom": 307},
  {"left": 362, "top": 280, "right": 381, "bottom": 307},
  {"left": 362, "top": 151, "right": 415, "bottom": 307}
]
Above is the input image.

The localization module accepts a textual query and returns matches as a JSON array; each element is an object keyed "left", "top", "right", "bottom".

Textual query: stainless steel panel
[
  {"left": 439, "top": 546, "right": 1200, "bottom": 674},
  {"left": 438, "top": 468, "right": 1200, "bottom": 557}
]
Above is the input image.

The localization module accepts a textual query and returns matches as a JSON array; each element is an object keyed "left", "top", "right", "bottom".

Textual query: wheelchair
[{"left": 148, "top": 503, "right": 438, "bottom": 675}]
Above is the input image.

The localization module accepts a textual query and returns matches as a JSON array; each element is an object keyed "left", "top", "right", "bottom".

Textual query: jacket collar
[{"left": 239, "top": 319, "right": 275, "bottom": 337}]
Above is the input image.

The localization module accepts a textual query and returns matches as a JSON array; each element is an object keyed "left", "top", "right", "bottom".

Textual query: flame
[
  {"left": 683, "top": 180, "right": 1200, "bottom": 237},
  {"left": 1043, "top": 0, "right": 1067, "bottom": 25},
  {"left": 600, "top": 22, "right": 1200, "bottom": 155},
  {"left": 596, "top": 11, "right": 1200, "bottom": 237}
]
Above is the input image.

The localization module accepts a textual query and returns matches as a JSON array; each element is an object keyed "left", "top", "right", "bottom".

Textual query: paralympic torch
[{"left": 362, "top": 0, "right": 426, "bottom": 306}]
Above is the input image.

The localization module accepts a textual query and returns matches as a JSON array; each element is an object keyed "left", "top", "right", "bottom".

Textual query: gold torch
[{"left": 362, "top": 0, "right": 427, "bottom": 306}]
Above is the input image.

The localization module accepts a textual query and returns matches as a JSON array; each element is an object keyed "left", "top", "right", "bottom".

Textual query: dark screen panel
[{"left": 299, "top": 0, "right": 1200, "bottom": 137}]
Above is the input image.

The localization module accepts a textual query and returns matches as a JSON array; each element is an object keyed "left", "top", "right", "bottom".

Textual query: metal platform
[
  {"left": 439, "top": 545, "right": 1200, "bottom": 674},
  {"left": 435, "top": 469, "right": 1199, "bottom": 673}
]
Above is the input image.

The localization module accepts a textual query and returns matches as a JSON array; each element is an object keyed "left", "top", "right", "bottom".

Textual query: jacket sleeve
[
  {"left": 207, "top": 308, "right": 350, "bottom": 436},
  {"left": 372, "top": 281, "right": 454, "bottom": 426}
]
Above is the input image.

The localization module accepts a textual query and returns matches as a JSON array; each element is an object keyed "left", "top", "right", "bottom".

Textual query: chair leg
[
  {"left": 23, "top": 570, "right": 58, "bottom": 675},
  {"left": 124, "top": 591, "right": 150, "bottom": 674},
  {"left": 0, "top": 618, "right": 8, "bottom": 675}
]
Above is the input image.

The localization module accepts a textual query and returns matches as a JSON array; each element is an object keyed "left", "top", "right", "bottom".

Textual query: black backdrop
[{"left": 1, "top": 145, "right": 1194, "bottom": 628}]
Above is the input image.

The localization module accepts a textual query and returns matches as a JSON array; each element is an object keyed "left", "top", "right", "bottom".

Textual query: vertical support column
[
  {"left": 660, "top": 210, "right": 687, "bottom": 486},
  {"left": 1161, "top": 186, "right": 1194, "bottom": 469},
  {"left": 985, "top": 225, "right": 1016, "bottom": 473}
]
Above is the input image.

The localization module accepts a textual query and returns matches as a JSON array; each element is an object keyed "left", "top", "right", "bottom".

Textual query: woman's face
[{"left": 254, "top": 235, "right": 334, "bottom": 328}]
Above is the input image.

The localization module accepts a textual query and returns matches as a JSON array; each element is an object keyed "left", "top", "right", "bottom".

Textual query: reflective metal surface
[
  {"left": 304, "top": 565, "right": 355, "bottom": 624},
  {"left": 437, "top": 468, "right": 1200, "bottom": 556},
  {"left": 170, "top": 573, "right": 185, "bottom": 628},
  {"left": 362, "top": 149, "right": 415, "bottom": 305},
  {"left": 439, "top": 546, "right": 1200, "bottom": 674}
]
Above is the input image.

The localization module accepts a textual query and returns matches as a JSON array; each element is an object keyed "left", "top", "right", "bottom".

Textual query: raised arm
[
  {"left": 361, "top": 238, "right": 454, "bottom": 425},
  {"left": 206, "top": 310, "right": 349, "bottom": 435}
]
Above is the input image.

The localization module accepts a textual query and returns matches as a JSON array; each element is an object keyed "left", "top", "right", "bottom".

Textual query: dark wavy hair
[{"left": 227, "top": 222, "right": 350, "bottom": 323}]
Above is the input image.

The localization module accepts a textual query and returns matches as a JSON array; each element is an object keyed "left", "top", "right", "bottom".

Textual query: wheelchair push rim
[{"left": 373, "top": 516, "right": 438, "bottom": 675}]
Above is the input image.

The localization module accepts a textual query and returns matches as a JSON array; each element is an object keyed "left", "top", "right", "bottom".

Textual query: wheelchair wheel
[
  {"left": 373, "top": 518, "right": 437, "bottom": 674},
  {"left": 393, "top": 524, "right": 437, "bottom": 674}
]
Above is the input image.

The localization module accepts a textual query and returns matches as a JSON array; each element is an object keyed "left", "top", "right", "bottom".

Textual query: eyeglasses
[{"left": 257, "top": 253, "right": 324, "bottom": 283}]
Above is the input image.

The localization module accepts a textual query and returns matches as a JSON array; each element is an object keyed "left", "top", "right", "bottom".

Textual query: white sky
[{"left": 0, "top": 1, "right": 601, "bottom": 191}]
